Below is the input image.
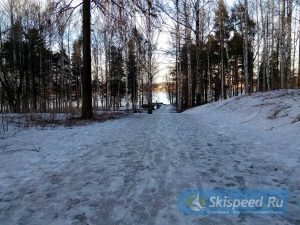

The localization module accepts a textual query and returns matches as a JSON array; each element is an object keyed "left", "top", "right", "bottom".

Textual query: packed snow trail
[{"left": 0, "top": 103, "right": 299, "bottom": 225}]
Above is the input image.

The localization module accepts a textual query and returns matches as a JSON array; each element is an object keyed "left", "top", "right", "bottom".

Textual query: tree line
[
  {"left": 0, "top": 0, "right": 160, "bottom": 116},
  {"left": 165, "top": 0, "right": 300, "bottom": 111},
  {"left": 0, "top": 0, "right": 300, "bottom": 117}
]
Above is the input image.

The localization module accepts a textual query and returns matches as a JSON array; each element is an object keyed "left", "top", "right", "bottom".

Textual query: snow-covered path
[{"left": 0, "top": 102, "right": 299, "bottom": 225}]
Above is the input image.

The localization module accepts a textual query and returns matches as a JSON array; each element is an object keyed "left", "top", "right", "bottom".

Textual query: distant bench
[{"left": 142, "top": 102, "right": 164, "bottom": 110}]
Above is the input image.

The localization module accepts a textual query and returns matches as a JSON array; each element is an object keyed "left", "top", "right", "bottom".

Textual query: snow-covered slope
[
  {"left": 184, "top": 90, "right": 300, "bottom": 224},
  {"left": 185, "top": 89, "right": 300, "bottom": 130}
]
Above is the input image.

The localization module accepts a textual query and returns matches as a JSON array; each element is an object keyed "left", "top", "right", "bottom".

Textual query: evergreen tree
[
  {"left": 214, "top": 0, "right": 230, "bottom": 100},
  {"left": 109, "top": 45, "right": 125, "bottom": 109},
  {"left": 71, "top": 39, "right": 83, "bottom": 106},
  {"left": 127, "top": 39, "right": 138, "bottom": 111}
]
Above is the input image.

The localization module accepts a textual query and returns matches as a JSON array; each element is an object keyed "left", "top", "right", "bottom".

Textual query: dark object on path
[{"left": 142, "top": 102, "right": 164, "bottom": 110}]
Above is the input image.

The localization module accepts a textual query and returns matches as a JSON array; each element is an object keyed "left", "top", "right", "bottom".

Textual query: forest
[{"left": 0, "top": 0, "right": 299, "bottom": 116}]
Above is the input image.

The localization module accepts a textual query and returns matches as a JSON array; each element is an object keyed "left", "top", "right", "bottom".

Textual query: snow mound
[{"left": 185, "top": 89, "right": 300, "bottom": 130}]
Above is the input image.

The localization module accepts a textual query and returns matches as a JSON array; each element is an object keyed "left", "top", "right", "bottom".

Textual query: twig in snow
[
  {"left": 0, "top": 144, "right": 40, "bottom": 155},
  {"left": 0, "top": 144, "right": 8, "bottom": 150}
]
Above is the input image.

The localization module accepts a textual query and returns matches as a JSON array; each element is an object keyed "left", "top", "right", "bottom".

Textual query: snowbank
[{"left": 185, "top": 89, "right": 300, "bottom": 130}]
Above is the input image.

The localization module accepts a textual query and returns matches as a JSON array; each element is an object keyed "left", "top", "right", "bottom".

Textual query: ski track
[{"left": 0, "top": 105, "right": 299, "bottom": 225}]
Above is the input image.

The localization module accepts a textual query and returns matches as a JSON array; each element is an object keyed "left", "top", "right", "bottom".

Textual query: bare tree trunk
[
  {"left": 195, "top": 0, "right": 202, "bottom": 105},
  {"left": 292, "top": 6, "right": 297, "bottom": 89},
  {"left": 270, "top": 0, "right": 275, "bottom": 90},
  {"left": 286, "top": 0, "right": 293, "bottom": 88},
  {"left": 125, "top": 45, "right": 129, "bottom": 112},
  {"left": 280, "top": 0, "right": 286, "bottom": 89},
  {"left": 298, "top": 15, "right": 300, "bottom": 88},
  {"left": 131, "top": 0, "right": 139, "bottom": 112},
  {"left": 67, "top": 23, "right": 72, "bottom": 110},
  {"left": 256, "top": 0, "right": 260, "bottom": 91},
  {"left": 185, "top": 1, "right": 192, "bottom": 108},
  {"left": 260, "top": 0, "right": 266, "bottom": 91},
  {"left": 136, "top": 40, "right": 142, "bottom": 111},
  {"left": 207, "top": 40, "right": 212, "bottom": 101},
  {"left": 120, "top": 2, "right": 129, "bottom": 112},
  {"left": 244, "top": 0, "right": 250, "bottom": 94},
  {"left": 175, "top": 0, "right": 182, "bottom": 112},
  {"left": 220, "top": 25, "right": 225, "bottom": 99},
  {"left": 60, "top": 32, "right": 65, "bottom": 112},
  {"left": 0, "top": 23, "right": 2, "bottom": 112},
  {"left": 147, "top": 1, "right": 152, "bottom": 114},
  {"left": 82, "top": 0, "right": 93, "bottom": 118},
  {"left": 266, "top": 4, "right": 270, "bottom": 91}
]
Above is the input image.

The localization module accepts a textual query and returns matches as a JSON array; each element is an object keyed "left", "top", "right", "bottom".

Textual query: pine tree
[
  {"left": 71, "top": 39, "right": 82, "bottom": 108},
  {"left": 127, "top": 39, "right": 138, "bottom": 112},
  {"left": 214, "top": 0, "right": 230, "bottom": 100},
  {"left": 109, "top": 46, "right": 125, "bottom": 110}
]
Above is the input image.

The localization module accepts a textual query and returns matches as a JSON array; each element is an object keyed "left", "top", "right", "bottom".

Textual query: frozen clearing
[{"left": 0, "top": 90, "right": 300, "bottom": 225}]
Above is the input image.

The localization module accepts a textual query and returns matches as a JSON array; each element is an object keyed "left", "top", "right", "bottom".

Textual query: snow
[
  {"left": 153, "top": 91, "right": 170, "bottom": 104},
  {"left": 0, "top": 90, "right": 300, "bottom": 225}
]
